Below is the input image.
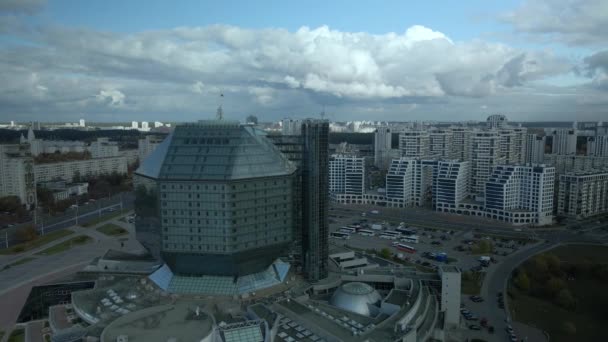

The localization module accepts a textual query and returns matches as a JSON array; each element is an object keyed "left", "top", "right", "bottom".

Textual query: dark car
[{"left": 469, "top": 325, "right": 481, "bottom": 330}]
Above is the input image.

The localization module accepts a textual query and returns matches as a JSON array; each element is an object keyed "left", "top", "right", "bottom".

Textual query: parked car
[{"left": 468, "top": 325, "right": 481, "bottom": 330}]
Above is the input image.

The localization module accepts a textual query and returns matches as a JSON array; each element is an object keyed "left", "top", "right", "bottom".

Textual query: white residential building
[
  {"left": 399, "top": 130, "right": 430, "bottom": 158},
  {"left": 34, "top": 156, "right": 128, "bottom": 182},
  {"left": 429, "top": 129, "right": 454, "bottom": 159},
  {"left": 558, "top": 171, "right": 608, "bottom": 218},
  {"left": 587, "top": 135, "right": 608, "bottom": 157},
  {"left": 329, "top": 155, "right": 365, "bottom": 195},
  {"left": 525, "top": 134, "right": 546, "bottom": 164},
  {"left": 385, "top": 158, "right": 435, "bottom": 206},
  {"left": 138, "top": 135, "right": 165, "bottom": 162},
  {"left": 433, "top": 160, "right": 470, "bottom": 212},
  {"left": 551, "top": 129, "right": 577, "bottom": 155},
  {"left": 0, "top": 144, "right": 37, "bottom": 208},
  {"left": 374, "top": 127, "right": 392, "bottom": 169},
  {"left": 543, "top": 154, "right": 608, "bottom": 175},
  {"left": 38, "top": 180, "right": 89, "bottom": 202},
  {"left": 486, "top": 114, "right": 508, "bottom": 129},
  {"left": 470, "top": 131, "right": 502, "bottom": 196},
  {"left": 88, "top": 137, "right": 119, "bottom": 158},
  {"left": 79, "top": 119, "right": 85, "bottom": 127},
  {"left": 131, "top": 121, "right": 138, "bottom": 129},
  {"left": 484, "top": 164, "right": 555, "bottom": 225},
  {"left": 141, "top": 121, "right": 150, "bottom": 131},
  {"left": 281, "top": 118, "right": 303, "bottom": 136},
  {"left": 451, "top": 127, "right": 471, "bottom": 161}
]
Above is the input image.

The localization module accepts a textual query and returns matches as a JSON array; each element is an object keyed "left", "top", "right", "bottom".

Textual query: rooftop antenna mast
[
  {"left": 216, "top": 92, "right": 224, "bottom": 120},
  {"left": 320, "top": 105, "right": 326, "bottom": 120}
]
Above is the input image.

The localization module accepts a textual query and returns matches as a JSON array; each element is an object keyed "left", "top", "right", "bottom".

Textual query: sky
[{"left": 0, "top": 0, "right": 607, "bottom": 123}]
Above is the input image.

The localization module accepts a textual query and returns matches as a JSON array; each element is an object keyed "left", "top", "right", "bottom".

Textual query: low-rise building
[{"left": 38, "top": 180, "right": 89, "bottom": 202}]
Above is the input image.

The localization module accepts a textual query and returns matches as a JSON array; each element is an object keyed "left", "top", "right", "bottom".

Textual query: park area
[{"left": 508, "top": 244, "right": 608, "bottom": 342}]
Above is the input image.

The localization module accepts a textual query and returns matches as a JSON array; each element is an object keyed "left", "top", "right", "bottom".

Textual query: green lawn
[
  {"left": 0, "top": 229, "right": 74, "bottom": 255},
  {"left": 81, "top": 209, "right": 128, "bottom": 227},
  {"left": 461, "top": 272, "right": 484, "bottom": 295},
  {"left": 8, "top": 328, "right": 24, "bottom": 342},
  {"left": 96, "top": 223, "right": 128, "bottom": 236},
  {"left": 35, "top": 235, "right": 92, "bottom": 256}
]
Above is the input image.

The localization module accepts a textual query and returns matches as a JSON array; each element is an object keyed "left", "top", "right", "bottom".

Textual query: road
[{"left": 0, "top": 192, "right": 134, "bottom": 249}]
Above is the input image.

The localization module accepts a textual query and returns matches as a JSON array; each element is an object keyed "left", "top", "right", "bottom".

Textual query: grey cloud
[
  {"left": 0, "top": 0, "right": 46, "bottom": 15},
  {"left": 0, "top": 19, "right": 595, "bottom": 122},
  {"left": 502, "top": 0, "right": 608, "bottom": 46}
]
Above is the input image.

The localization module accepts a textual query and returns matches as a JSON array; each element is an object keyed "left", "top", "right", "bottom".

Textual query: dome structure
[{"left": 330, "top": 282, "right": 382, "bottom": 316}]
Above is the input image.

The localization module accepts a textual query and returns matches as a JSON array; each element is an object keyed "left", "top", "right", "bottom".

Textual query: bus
[
  {"left": 340, "top": 227, "right": 357, "bottom": 234},
  {"left": 330, "top": 232, "right": 350, "bottom": 240},
  {"left": 379, "top": 233, "right": 398, "bottom": 240},
  {"left": 358, "top": 229, "right": 375, "bottom": 237},
  {"left": 396, "top": 227, "right": 416, "bottom": 235},
  {"left": 401, "top": 235, "right": 419, "bottom": 244},
  {"left": 395, "top": 243, "right": 416, "bottom": 253},
  {"left": 383, "top": 230, "right": 401, "bottom": 237},
  {"left": 347, "top": 224, "right": 361, "bottom": 229}
]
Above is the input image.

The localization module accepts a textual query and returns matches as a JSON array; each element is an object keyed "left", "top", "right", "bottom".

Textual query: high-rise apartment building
[
  {"left": 300, "top": 120, "right": 329, "bottom": 282},
  {"left": 551, "top": 129, "right": 577, "bottom": 155},
  {"left": 486, "top": 114, "right": 508, "bottom": 129},
  {"left": 470, "top": 131, "right": 502, "bottom": 196},
  {"left": 587, "top": 135, "right": 608, "bottom": 157},
  {"left": 558, "top": 171, "right": 608, "bottom": 218},
  {"left": 329, "top": 155, "right": 365, "bottom": 195},
  {"left": 0, "top": 144, "right": 36, "bottom": 208},
  {"left": 374, "top": 127, "right": 392, "bottom": 169},
  {"left": 525, "top": 134, "right": 546, "bottom": 164},
  {"left": 131, "top": 121, "right": 138, "bottom": 129},
  {"left": 485, "top": 165, "right": 555, "bottom": 225},
  {"left": 135, "top": 120, "right": 297, "bottom": 276},
  {"left": 281, "top": 118, "right": 303, "bottom": 136},
  {"left": 429, "top": 129, "right": 454, "bottom": 159},
  {"left": 451, "top": 127, "right": 471, "bottom": 161},
  {"left": 544, "top": 154, "right": 608, "bottom": 175},
  {"left": 385, "top": 158, "right": 435, "bottom": 206},
  {"left": 433, "top": 160, "right": 470, "bottom": 211},
  {"left": 399, "top": 130, "right": 430, "bottom": 158}
]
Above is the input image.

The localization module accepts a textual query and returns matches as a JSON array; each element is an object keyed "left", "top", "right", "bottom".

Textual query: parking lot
[{"left": 329, "top": 206, "right": 532, "bottom": 274}]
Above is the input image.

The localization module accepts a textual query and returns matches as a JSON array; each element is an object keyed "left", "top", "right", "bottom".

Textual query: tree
[
  {"left": 562, "top": 321, "right": 576, "bottom": 335},
  {"left": 472, "top": 240, "right": 493, "bottom": 254},
  {"left": 545, "top": 254, "right": 561, "bottom": 274},
  {"left": 380, "top": 248, "right": 391, "bottom": 260},
  {"left": 556, "top": 288, "right": 576, "bottom": 310},
  {"left": 246, "top": 115, "right": 258, "bottom": 124},
  {"left": 514, "top": 270, "right": 530, "bottom": 292},
  {"left": 15, "top": 225, "right": 38, "bottom": 243},
  {"left": 545, "top": 277, "right": 566, "bottom": 298}
]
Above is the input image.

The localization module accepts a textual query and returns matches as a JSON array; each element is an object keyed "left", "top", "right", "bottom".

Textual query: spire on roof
[{"left": 216, "top": 93, "right": 224, "bottom": 120}]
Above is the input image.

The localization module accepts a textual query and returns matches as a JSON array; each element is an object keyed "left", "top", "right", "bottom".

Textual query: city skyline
[{"left": 1, "top": 0, "right": 607, "bottom": 122}]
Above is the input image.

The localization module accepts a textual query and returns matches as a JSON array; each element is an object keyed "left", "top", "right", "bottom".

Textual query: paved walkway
[{"left": 0, "top": 211, "right": 142, "bottom": 342}]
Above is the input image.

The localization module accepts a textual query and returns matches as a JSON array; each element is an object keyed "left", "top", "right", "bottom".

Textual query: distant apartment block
[
  {"left": 551, "top": 129, "right": 577, "bottom": 155},
  {"left": 558, "top": 171, "right": 608, "bottom": 218},
  {"left": 450, "top": 127, "right": 471, "bottom": 161},
  {"left": 498, "top": 127, "right": 527, "bottom": 164},
  {"left": 88, "top": 137, "right": 119, "bottom": 158},
  {"left": 329, "top": 155, "right": 365, "bottom": 196},
  {"left": 138, "top": 135, "right": 165, "bottom": 162},
  {"left": 373, "top": 126, "right": 392, "bottom": 169},
  {"left": 525, "top": 133, "right": 546, "bottom": 164},
  {"left": 485, "top": 165, "right": 555, "bottom": 225},
  {"left": 429, "top": 129, "right": 454, "bottom": 159},
  {"left": 399, "top": 130, "right": 430, "bottom": 158},
  {"left": 469, "top": 131, "right": 502, "bottom": 196},
  {"left": 587, "top": 135, "right": 608, "bottom": 157},
  {"left": 0, "top": 144, "right": 36, "bottom": 208},
  {"left": 486, "top": 114, "right": 508, "bottom": 129},
  {"left": 34, "top": 156, "right": 128, "bottom": 182},
  {"left": 544, "top": 154, "right": 608, "bottom": 175}
]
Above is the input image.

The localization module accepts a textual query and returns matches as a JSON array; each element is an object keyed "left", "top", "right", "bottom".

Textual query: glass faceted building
[{"left": 134, "top": 120, "right": 297, "bottom": 277}]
